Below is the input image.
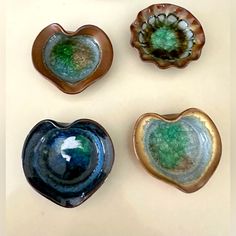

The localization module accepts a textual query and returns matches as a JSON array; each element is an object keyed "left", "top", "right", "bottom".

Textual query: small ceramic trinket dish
[
  {"left": 130, "top": 4, "right": 205, "bottom": 68},
  {"left": 22, "top": 119, "right": 114, "bottom": 207},
  {"left": 133, "top": 108, "right": 221, "bottom": 193},
  {"left": 32, "top": 23, "right": 113, "bottom": 94}
]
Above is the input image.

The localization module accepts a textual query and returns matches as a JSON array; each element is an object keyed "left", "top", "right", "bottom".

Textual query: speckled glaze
[
  {"left": 133, "top": 108, "right": 221, "bottom": 193},
  {"left": 22, "top": 119, "right": 114, "bottom": 208},
  {"left": 130, "top": 4, "right": 205, "bottom": 68},
  {"left": 32, "top": 23, "right": 113, "bottom": 94},
  {"left": 44, "top": 34, "right": 101, "bottom": 84}
]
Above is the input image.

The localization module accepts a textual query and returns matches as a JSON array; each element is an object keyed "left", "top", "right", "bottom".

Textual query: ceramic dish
[
  {"left": 133, "top": 108, "right": 221, "bottom": 193},
  {"left": 32, "top": 23, "right": 113, "bottom": 94},
  {"left": 22, "top": 119, "right": 114, "bottom": 207},
  {"left": 130, "top": 4, "right": 205, "bottom": 68}
]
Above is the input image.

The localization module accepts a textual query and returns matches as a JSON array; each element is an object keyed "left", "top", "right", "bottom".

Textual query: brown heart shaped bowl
[
  {"left": 32, "top": 23, "right": 113, "bottom": 94},
  {"left": 130, "top": 4, "right": 205, "bottom": 69}
]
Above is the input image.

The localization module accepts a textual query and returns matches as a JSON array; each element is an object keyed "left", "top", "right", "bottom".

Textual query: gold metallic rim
[{"left": 133, "top": 108, "right": 222, "bottom": 193}]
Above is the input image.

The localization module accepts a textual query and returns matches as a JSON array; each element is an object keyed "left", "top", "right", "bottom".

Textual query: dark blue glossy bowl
[{"left": 22, "top": 119, "right": 114, "bottom": 208}]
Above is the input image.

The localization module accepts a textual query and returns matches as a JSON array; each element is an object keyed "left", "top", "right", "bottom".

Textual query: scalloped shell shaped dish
[
  {"left": 22, "top": 119, "right": 114, "bottom": 207},
  {"left": 133, "top": 108, "right": 221, "bottom": 193},
  {"left": 32, "top": 23, "right": 113, "bottom": 94},
  {"left": 130, "top": 4, "right": 205, "bottom": 68}
]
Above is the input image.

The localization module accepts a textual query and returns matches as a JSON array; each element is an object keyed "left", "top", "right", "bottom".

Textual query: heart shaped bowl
[
  {"left": 133, "top": 108, "right": 221, "bottom": 193},
  {"left": 130, "top": 4, "right": 205, "bottom": 68},
  {"left": 32, "top": 23, "right": 113, "bottom": 94},
  {"left": 22, "top": 119, "right": 114, "bottom": 207}
]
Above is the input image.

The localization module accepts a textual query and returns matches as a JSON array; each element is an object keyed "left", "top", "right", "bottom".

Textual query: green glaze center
[
  {"left": 148, "top": 122, "right": 190, "bottom": 169},
  {"left": 150, "top": 27, "right": 179, "bottom": 52},
  {"left": 44, "top": 34, "right": 101, "bottom": 84},
  {"left": 51, "top": 40, "right": 76, "bottom": 69}
]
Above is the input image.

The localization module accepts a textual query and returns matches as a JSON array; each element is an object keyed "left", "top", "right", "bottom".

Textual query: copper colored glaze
[
  {"left": 32, "top": 23, "right": 113, "bottom": 94},
  {"left": 130, "top": 4, "right": 205, "bottom": 69},
  {"left": 133, "top": 108, "right": 222, "bottom": 193}
]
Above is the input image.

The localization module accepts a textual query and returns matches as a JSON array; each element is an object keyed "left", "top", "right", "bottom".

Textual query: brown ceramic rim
[
  {"left": 32, "top": 23, "right": 113, "bottom": 94},
  {"left": 133, "top": 108, "right": 222, "bottom": 193},
  {"left": 130, "top": 4, "right": 205, "bottom": 69}
]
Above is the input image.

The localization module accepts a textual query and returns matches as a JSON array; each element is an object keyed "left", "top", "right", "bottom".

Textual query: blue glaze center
[
  {"left": 45, "top": 133, "right": 96, "bottom": 180},
  {"left": 22, "top": 120, "right": 114, "bottom": 207}
]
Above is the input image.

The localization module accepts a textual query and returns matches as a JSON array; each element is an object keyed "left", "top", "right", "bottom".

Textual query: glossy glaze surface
[
  {"left": 144, "top": 116, "right": 212, "bottom": 184},
  {"left": 133, "top": 108, "right": 221, "bottom": 193},
  {"left": 44, "top": 34, "right": 101, "bottom": 83},
  {"left": 22, "top": 119, "right": 114, "bottom": 207},
  {"left": 140, "top": 15, "right": 194, "bottom": 60}
]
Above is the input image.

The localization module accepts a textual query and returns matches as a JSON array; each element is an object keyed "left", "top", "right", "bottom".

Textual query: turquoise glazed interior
[
  {"left": 22, "top": 120, "right": 114, "bottom": 208},
  {"left": 43, "top": 34, "right": 101, "bottom": 84},
  {"left": 144, "top": 116, "right": 212, "bottom": 184},
  {"left": 138, "top": 13, "right": 195, "bottom": 60}
]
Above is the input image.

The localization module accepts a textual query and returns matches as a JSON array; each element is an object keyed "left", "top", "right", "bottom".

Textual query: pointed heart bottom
[
  {"left": 22, "top": 119, "right": 114, "bottom": 207},
  {"left": 133, "top": 108, "right": 221, "bottom": 193}
]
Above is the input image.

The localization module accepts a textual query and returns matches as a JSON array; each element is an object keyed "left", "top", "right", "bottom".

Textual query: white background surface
[
  {"left": 6, "top": 0, "right": 230, "bottom": 235},
  {"left": 231, "top": 1, "right": 235, "bottom": 235},
  {"left": 1, "top": 0, "right": 5, "bottom": 235}
]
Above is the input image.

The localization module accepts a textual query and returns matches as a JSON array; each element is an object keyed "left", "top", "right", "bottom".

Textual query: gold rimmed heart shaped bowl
[{"left": 133, "top": 108, "right": 221, "bottom": 193}]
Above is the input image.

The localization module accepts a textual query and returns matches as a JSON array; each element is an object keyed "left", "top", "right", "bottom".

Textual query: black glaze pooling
[{"left": 22, "top": 119, "right": 114, "bottom": 208}]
